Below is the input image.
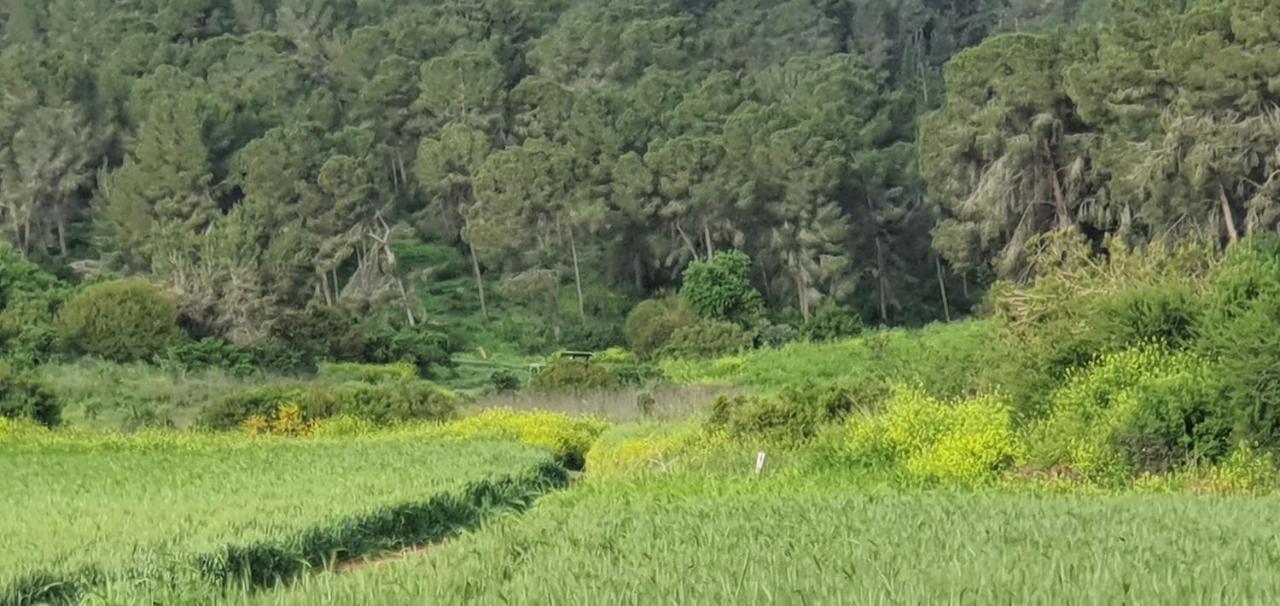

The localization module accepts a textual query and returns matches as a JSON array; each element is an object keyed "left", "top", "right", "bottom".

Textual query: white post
[{"left": 755, "top": 451, "right": 767, "bottom": 476}]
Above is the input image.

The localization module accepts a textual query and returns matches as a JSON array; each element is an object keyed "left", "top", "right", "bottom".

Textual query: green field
[
  {"left": 0, "top": 432, "right": 565, "bottom": 605},
  {"left": 247, "top": 474, "right": 1280, "bottom": 605}
]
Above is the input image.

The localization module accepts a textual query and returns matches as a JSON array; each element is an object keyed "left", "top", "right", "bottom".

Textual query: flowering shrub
[
  {"left": 433, "top": 408, "right": 608, "bottom": 469},
  {"left": 848, "top": 386, "right": 1022, "bottom": 484}
]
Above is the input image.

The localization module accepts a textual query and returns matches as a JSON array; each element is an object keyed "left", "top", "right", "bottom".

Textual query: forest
[
  {"left": 9, "top": 2, "right": 1280, "bottom": 603},
  {"left": 0, "top": 0, "right": 1276, "bottom": 356}
]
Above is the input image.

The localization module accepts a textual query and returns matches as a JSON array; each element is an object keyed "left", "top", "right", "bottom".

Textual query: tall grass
[
  {"left": 0, "top": 431, "right": 564, "bottom": 605},
  {"left": 245, "top": 473, "right": 1280, "bottom": 605},
  {"left": 659, "top": 320, "right": 1004, "bottom": 398}
]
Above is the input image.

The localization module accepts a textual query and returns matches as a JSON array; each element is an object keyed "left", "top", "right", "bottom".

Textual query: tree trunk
[
  {"left": 936, "top": 256, "right": 951, "bottom": 323},
  {"left": 874, "top": 236, "right": 888, "bottom": 324},
  {"left": 56, "top": 208, "right": 68, "bottom": 257},
  {"left": 675, "top": 222, "right": 699, "bottom": 261},
  {"left": 702, "top": 219, "right": 715, "bottom": 259},
  {"left": 632, "top": 254, "right": 644, "bottom": 292},
  {"left": 568, "top": 227, "right": 586, "bottom": 321},
  {"left": 795, "top": 269, "right": 810, "bottom": 321},
  {"left": 320, "top": 272, "right": 333, "bottom": 306},
  {"left": 1044, "top": 141, "right": 1071, "bottom": 228},
  {"left": 1218, "top": 180, "right": 1240, "bottom": 245},
  {"left": 468, "top": 241, "right": 489, "bottom": 321},
  {"left": 546, "top": 282, "right": 561, "bottom": 340},
  {"left": 396, "top": 277, "right": 417, "bottom": 327}
]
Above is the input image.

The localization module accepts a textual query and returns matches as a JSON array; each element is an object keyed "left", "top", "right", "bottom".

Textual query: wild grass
[
  {"left": 474, "top": 384, "right": 740, "bottom": 422},
  {"left": 0, "top": 431, "right": 563, "bottom": 605},
  {"left": 38, "top": 360, "right": 297, "bottom": 431},
  {"left": 244, "top": 472, "right": 1280, "bottom": 605},
  {"left": 659, "top": 320, "right": 1005, "bottom": 398}
]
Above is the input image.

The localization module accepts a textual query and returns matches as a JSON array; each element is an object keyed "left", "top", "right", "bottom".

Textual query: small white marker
[{"left": 755, "top": 451, "right": 767, "bottom": 476}]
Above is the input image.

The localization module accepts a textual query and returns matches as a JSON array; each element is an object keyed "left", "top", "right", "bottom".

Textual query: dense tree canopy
[{"left": 0, "top": 0, "right": 1270, "bottom": 348}]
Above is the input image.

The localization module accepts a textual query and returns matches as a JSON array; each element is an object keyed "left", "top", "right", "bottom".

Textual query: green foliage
[
  {"left": 0, "top": 362, "right": 59, "bottom": 427},
  {"left": 529, "top": 359, "right": 621, "bottom": 393},
  {"left": 658, "top": 320, "right": 753, "bottom": 360},
  {"left": 680, "top": 251, "right": 765, "bottom": 327},
  {"left": 55, "top": 279, "right": 184, "bottom": 363},
  {"left": 199, "top": 380, "right": 460, "bottom": 430},
  {"left": 707, "top": 383, "right": 854, "bottom": 442},
  {"left": 624, "top": 295, "right": 697, "bottom": 358},
  {"left": 1194, "top": 235, "right": 1280, "bottom": 449},
  {"left": 758, "top": 323, "right": 799, "bottom": 349},
  {"left": 489, "top": 370, "right": 522, "bottom": 393},
  {"left": 360, "top": 328, "right": 455, "bottom": 378},
  {"left": 558, "top": 320, "right": 624, "bottom": 352},
  {"left": 799, "top": 305, "right": 863, "bottom": 342},
  {"left": 662, "top": 321, "right": 998, "bottom": 401},
  {"left": 847, "top": 387, "right": 1022, "bottom": 484},
  {"left": 317, "top": 362, "right": 418, "bottom": 383},
  {"left": 159, "top": 339, "right": 257, "bottom": 376},
  {"left": 1028, "top": 347, "right": 1226, "bottom": 484},
  {"left": 271, "top": 306, "right": 367, "bottom": 363},
  {"left": 0, "top": 244, "right": 69, "bottom": 365}
]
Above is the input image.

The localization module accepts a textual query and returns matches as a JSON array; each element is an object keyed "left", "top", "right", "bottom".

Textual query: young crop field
[
  {"left": 246, "top": 473, "right": 1280, "bottom": 605},
  {"left": 0, "top": 431, "right": 566, "bottom": 605}
]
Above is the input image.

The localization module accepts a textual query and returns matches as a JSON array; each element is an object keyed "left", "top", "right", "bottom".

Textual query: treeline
[
  {"left": 3, "top": 0, "right": 1271, "bottom": 349},
  {"left": 923, "top": 0, "right": 1280, "bottom": 280}
]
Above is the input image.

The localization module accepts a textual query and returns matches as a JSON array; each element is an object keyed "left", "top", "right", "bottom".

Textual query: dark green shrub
[
  {"left": 559, "top": 320, "right": 624, "bottom": 351},
  {"left": 159, "top": 339, "right": 257, "bottom": 376},
  {"left": 0, "top": 362, "right": 60, "bottom": 427},
  {"left": 680, "top": 250, "right": 765, "bottom": 327},
  {"left": 800, "top": 305, "right": 864, "bottom": 342},
  {"left": 492, "top": 314, "right": 555, "bottom": 355},
  {"left": 199, "top": 380, "right": 460, "bottom": 429},
  {"left": 271, "top": 305, "right": 367, "bottom": 362},
  {"left": 490, "top": 370, "right": 522, "bottom": 392},
  {"left": 328, "top": 381, "right": 460, "bottom": 425},
  {"left": 362, "top": 328, "right": 454, "bottom": 377},
  {"left": 758, "top": 323, "right": 799, "bottom": 348},
  {"left": 1194, "top": 235, "right": 1280, "bottom": 449},
  {"left": 529, "top": 359, "right": 620, "bottom": 392},
  {"left": 624, "top": 294, "right": 696, "bottom": 358},
  {"left": 55, "top": 279, "right": 184, "bottom": 362},
  {"left": 1093, "top": 283, "right": 1202, "bottom": 351},
  {"left": 658, "top": 320, "right": 753, "bottom": 359},
  {"left": 0, "top": 248, "right": 70, "bottom": 366},
  {"left": 199, "top": 384, "right": 315, "bottom": 429},
  {"left": 707, "top": 382, "right": 855, "bottom": 442}
]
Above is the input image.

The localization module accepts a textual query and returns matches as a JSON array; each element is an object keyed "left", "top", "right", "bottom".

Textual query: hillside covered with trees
[{"left": 0, "top": 0, "right": 1275, "bottom": 357}]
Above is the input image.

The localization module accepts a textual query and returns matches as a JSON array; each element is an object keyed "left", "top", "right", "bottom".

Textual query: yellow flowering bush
[
  {"left": 433, "top": 408, "right": 608, "bottom": 469},
  {"left": 242, "top": 403, "right": 319, "bottom": 437},
  {"left": 848, "top": 386, "right": 1022, "bottom": 484}
]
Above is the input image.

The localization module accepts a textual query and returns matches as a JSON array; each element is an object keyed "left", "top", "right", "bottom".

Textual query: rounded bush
[
  {"left": 680, "top": 250, "right": 765, "bottom": 326},
  {"left": 658, "top": 320, "right": 753, "bottom": 359},
  {"left": 529, "top": 359, "right": 620, "bottom": 392},
  {"left": 800, "top": 305, "right": 864, "bottom": 342},
  {"left": 56, "top": 279, "right": 183, "bottom": 362},
  {"left": 0, "top": 362, "right": 60, "bottom": 427},
  {"left": 624, "top": 295, "right": 696, "bottom": 357}
]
